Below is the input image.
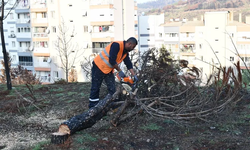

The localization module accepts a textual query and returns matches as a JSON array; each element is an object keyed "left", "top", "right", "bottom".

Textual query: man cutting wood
[{"left": 88, "top": 37, "right": 138, "bottom": 108}]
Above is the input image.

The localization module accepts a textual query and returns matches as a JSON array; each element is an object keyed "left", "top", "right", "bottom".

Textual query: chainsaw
[{"left": 115, "top": 73, "right": 137, "bottom": 93}]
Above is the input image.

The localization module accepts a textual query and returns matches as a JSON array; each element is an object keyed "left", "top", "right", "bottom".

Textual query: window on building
[
  {"left": 100, "top": 14, "right": 104, "bottom": 16},
  {"left": 43, "top": 57, "right": 49, "bottom": 62},
  {"left": 52, "top": 26, "right": 56, "bottom": 33},
  {"left": 50, "top": 0, "right": 54, "bottom": 3},
  {"left": 186, "top": 32, "right": 189, "bottom": 37},
  {"left": 70, "top": 20, "right": 73, "bottom": 22},
  {"left": 199, "top": 32, "right": 203, "bottom": 37},
  {"left": 230, "top": 57, "right": 234, "bottom": 61},
  {"left": 147, "top": 28, "right": 150, "bottom": 30},
  {"left": 42, "top": 12, "right": 47, "bottom": 18},
  {"left": 159, "top": 33, "right": 162, "bottom": 37},
  {"left": 245, "top": 57, "right": 250, "bottom": 62},
  {"left": 215, "top": 39, "right": 219, "bottom": 41},
  {"left": 12, "top": 41, "right": 15, "bottom": 47},
  {"left": 54, "top": 71, "right": 59, "bottom": 78},
  {"left": 12, "top": 55, "right": 16, "bottom": 62},
  {"left": 17, "top": 27, "right": 30, "bottom": 33},
  {"left": 51, "top": 11, "right": 55, "bottom": 18},
  {"left": 169, "top": 33, "right": 177, "bottom": 37},
  {"left": 199, "top": 44, "right": 202, "bottom": 49},
  {"left": 19, "top": 56, "right": 33, "bottom": 62},
  {"left": 215, "top": 27, "right": 219, "bottom": 29},
  {"left": 69, "top": 4, "right": 72, "bottom": 7},
  {"left": 10, "top": 13, "right": 14, "bottom": 19},
  {"left": 82, "top": 10, "right": 87, "bottom": 16},
  {"left": 83, "top": 26, "right": 88, "bottom": 32}
]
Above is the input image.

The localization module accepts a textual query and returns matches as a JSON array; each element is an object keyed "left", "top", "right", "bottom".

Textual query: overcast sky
[{"left": 136, "top": 0, "right": 154, "bottom": 4}]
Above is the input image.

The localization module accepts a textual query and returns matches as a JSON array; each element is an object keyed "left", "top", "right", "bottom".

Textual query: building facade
[
  {"left": 0, "top": 0, "right": 138, "bottom": 83},
  {"left": 138, "top": 11, "right": 250, "bottom": 79}
]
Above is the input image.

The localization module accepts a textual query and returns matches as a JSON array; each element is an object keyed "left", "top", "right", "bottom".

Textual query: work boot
[{"left": 89, "top": 101, "right": 99, "bottom": 109}]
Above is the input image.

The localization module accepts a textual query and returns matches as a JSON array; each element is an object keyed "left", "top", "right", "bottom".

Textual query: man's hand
[
  {"left": 118, "top": 70, "right": 126, "bottom": 78},
  {"left": 133, "top": 75, "right": 138, "bottom": 83}
]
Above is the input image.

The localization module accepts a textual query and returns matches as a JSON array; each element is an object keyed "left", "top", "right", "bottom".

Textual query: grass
[
  {"left": 55, "top": 93, "right": 64, "bottom": 97},
  {"left": 67, "top": 92, "right": 78, "bottom": 96},
  {"left": 75, "top": 133, "right": 98, "bottom": 144},
  {"left": 32, "top": 140, "right": 50, "bottom": 150},
  {"left": 140, "top": 123, "right": 163, "bottom": 131},
  {"left": 66, "top": 99, "right": 77, "bottom": 103},
  {"left": 50, "top": 87, "right": 64, "bottom": 92}
]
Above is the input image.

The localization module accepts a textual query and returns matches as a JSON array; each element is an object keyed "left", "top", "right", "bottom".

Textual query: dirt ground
[{"left": 1, "top": 82, "right": 250, "bottom": 150}]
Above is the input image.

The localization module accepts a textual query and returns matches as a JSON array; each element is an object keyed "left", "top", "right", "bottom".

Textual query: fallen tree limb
[{"left": 51, "top": 88, "right": 121, "bottom": 144}]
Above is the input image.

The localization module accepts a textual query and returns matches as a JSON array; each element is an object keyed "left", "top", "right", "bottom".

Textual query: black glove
[
  {"left": 118, "top": 70, "right": 126, "bottom": 78},
  {"left": 133, "top": 75, "right": 138, "bottom": 83}
]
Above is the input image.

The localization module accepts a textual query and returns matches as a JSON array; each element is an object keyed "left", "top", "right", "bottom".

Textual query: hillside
[{"left": 138, "top": 0, "right": 250, "bottom": 23}]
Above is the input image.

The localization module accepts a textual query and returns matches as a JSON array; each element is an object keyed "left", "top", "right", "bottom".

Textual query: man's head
[{"left": 125, "top": 37, "right": 138, "bottom": 51}]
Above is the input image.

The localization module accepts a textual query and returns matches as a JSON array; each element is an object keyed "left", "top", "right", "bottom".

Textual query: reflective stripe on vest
[{"left": 99, "top": 48, "right": 113, "bottom": 68}]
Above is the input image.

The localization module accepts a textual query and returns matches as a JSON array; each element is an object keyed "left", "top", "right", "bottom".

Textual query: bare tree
[
  {"left": 54, "top": 19, "right": 83, "bottom": 82},
  {"left": 0, "top": 0, "right": 20, "bottom": 90}
]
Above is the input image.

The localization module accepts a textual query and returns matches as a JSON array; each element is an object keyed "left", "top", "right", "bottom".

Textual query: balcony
[
  {"left": 33, "top": 32, "right": 47, "bottom": 37},
  {"left": 240, "top": 61, "right": 250, "bottom": 69},
  {"left": 16, "top": 19, "right": 30, "bottom": 24},
  {"left": 90, "top": 0, "right": 113, "bottom": 6},
  {"left": 237, "top": 36, "right": 250, "bottom": 44},
  {"left": 164, "top": 37, "right": 179, "bottom": 42},
  {"left": 92, "top": 32, "right": 114, "bottom": 38},
  {"left": 19, "top": 61, "right": 33, "bottom": 66},
  {"left": 16, "top": 33, "right": 32, "bottom": 38},
  {"left": 34, "top": 62, "right": 50, "bottom": 68},
  {"left": 30, "top": 1, "right": 47, "bottom": 12},
  {"left": 18, "top": 47, "right": 30, "bottom": 52},
  {"left": 180, "top": 37, "right": 195, "bottom": 44},
  {"left": 91, "top": 37, "right": 114, "bottom": 42},
  {"left": 33, "top": 33, "right": 49, "bottom": 41},
  {"left": 180, "top": 44, "right": 196, "bottom": 56},
  {"left": 31, "top": 18, "right": 48, "bottom": 26},
  {"left": 15, "top": 2, "right": 29, "bottom": 13},
  {"left": 39, "top": 76, "right": 51, "bottom": 83},
  {"left": 92, "top": 48, "right": 103, "bottom": 53},
  {"left": 90, "top": 21, "right": 114, "bottom": 26},
  {"left": 33, "top": 48, "right": 50, "bottom": 57}
]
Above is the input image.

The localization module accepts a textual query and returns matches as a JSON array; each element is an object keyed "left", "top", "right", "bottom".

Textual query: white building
[
  {"left": 138, "top": 11, "right": 250, "bottom": 79},
  {"left": 0, "top": 0, "right": 138, "bottom": 83}
]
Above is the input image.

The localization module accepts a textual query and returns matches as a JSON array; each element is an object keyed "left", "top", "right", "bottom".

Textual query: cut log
[
  {"left": 51, "top": 132, "right": 69, "bottom": 144},
  {"left": 51, "top": 89, "right": 121, "bottom": 144}
]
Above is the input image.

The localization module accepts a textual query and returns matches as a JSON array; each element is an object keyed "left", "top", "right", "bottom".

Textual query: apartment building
[
  {"left": 138, "top": 11, "right": 250, "bottom": 78},
  {"left": 137, "top": 13, "right": 164, "bottom": 55},
  {"left": 0, "top": 0, "right": 138, "bottom": 83},
  {"left": 1, "top": 0, "right": 33, "bottom": 72}
]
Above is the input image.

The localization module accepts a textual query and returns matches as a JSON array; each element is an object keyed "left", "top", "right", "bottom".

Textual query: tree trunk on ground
[{"left": 51, "top": 88, "right": 121, "bottom": 144}]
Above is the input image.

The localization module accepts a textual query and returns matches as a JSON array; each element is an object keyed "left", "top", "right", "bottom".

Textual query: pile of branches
[
  {"left": 51, "top": 47, "right": 247, "bottom": 144},
  {"left": 81, "top": 47, "right": 244, "bottom": 120},
  {"left": 134, "top": 48, "right": 243, "bottom": 119}
]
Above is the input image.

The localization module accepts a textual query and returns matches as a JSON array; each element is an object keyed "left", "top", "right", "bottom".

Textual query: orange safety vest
[{"left": 94, "top": 41, "right": 127, "bottom": 74}]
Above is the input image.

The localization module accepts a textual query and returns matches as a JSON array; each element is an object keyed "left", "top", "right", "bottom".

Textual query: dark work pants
[{"left": 89, "top": 62, "right": 116, "bottom": 108}]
